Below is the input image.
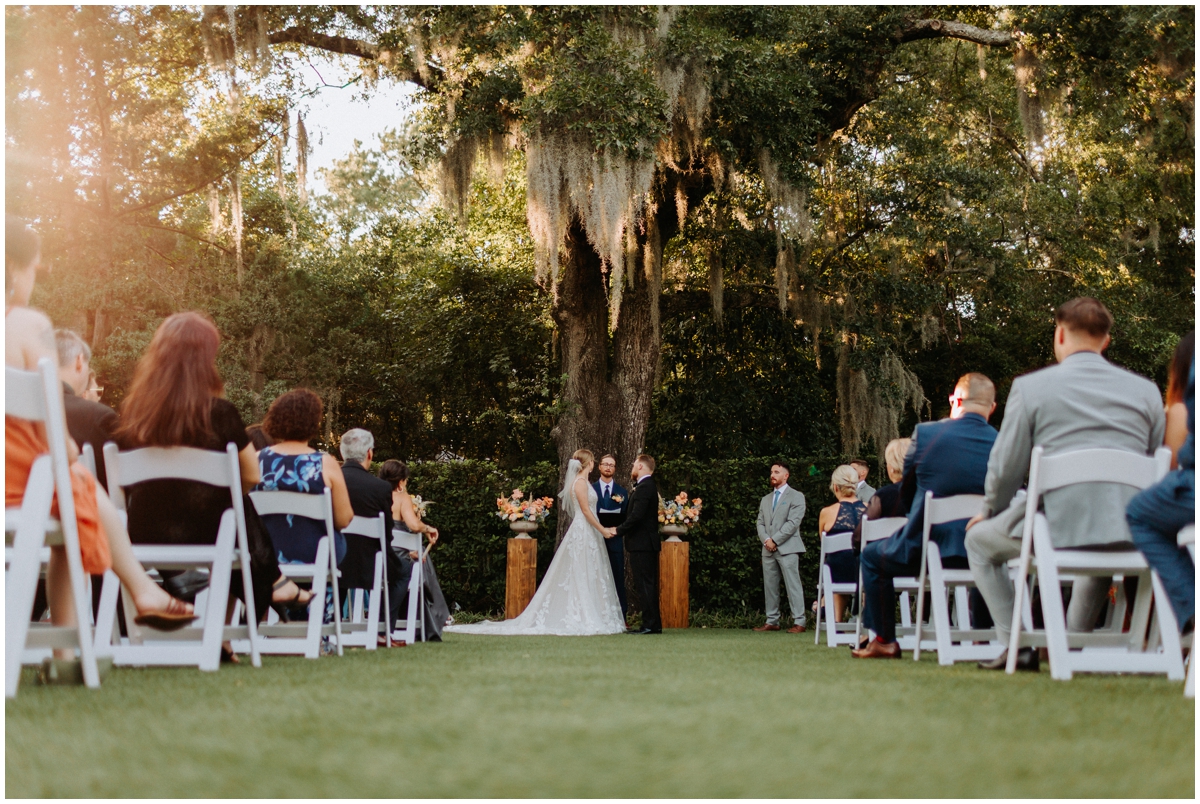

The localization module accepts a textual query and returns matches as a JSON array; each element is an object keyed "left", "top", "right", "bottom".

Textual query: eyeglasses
[{"left": 89, "top": 386, "right": 104, "bottom": 398}]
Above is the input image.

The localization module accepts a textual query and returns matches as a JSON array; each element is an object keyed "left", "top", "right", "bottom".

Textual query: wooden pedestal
[
  {"left": 659, "top": 540, "right": 690, "bottom": 628},
  {"left": 505, "top": 537, "right": 538, "bottom": 619}
]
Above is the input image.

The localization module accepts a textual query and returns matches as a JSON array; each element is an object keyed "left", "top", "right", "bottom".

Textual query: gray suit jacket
[
  {"left": 856, "top": 482, "right": 875, "bottom": 504},
  {"left": 982, "top": 351, "right": 1165, "bottom": 548},
  {"left": 757, "top": 485, "right": 807, "bottom": 556}
]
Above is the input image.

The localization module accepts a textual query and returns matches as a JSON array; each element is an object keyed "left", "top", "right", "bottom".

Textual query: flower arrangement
[
  {"left": 496, "top": 488, "right": 554, "bottom": 523},
  {"left": 411, "top": 495, "right": 432, "bottom": 521},
  {"left": 659, "top": 491, "right": 703, "bottom": 527}
]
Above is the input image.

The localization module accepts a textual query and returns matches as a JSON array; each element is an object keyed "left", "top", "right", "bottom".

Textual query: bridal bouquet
[
  {"left": 496, "top": 488, "right": 554, "bottom": 523},
  {"left": 659, "top": 491, "right": 703, "bottom": 527}
]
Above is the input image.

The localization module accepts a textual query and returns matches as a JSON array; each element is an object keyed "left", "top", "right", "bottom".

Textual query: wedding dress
[{"left": 445, "top": 460, "right": 626, "bottom": 636}]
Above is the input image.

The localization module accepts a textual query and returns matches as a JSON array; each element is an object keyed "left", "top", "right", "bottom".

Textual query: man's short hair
[
  {"left": 636, "top": 453, "right": 656, "bottom": 473},
  {"left": 771, "top": 460, "right": 790, "bottom": 474},
  {"left": 599, "top": 454, "right": 616, "bottom": 464},
  {"left": 849, "top": 459, "right": 869, "bottom": 470},
  {"left": 339, "top": 428, "right": 374, "bottom": 464},
  {"left": 1055, "top": 297, "right": 1113, "bottom": 339},
  {"left": 954, "top": 372, "right": 996, "bottom": 407},
  {"left": 54, "top": 329, "right": 91, "bottom": 369}
]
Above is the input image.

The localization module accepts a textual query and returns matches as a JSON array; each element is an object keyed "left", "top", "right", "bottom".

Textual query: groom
[
  {"left": 593, "top": 454, "right": 630, "bottom": 619},
  {"left": 614, "top": 454, "right": 661, "bottom": 634}
]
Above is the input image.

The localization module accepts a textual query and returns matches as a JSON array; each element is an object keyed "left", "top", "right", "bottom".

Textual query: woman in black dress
[
  {"left": 378, "top": 459, "right": 451, "bottom": 640},
  {"left": 818, "top": 464, "right": 867, "bottom": 623},
  {"left": 115, "top": 313, "right": 315, "bottom": 649}
]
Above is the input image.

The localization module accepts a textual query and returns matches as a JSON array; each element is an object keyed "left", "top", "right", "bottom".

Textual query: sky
[{"left": 290, "top": 56, "right": 418, "bottom": 192}]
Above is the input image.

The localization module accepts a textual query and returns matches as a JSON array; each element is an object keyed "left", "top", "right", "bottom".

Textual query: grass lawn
[{"left": 6, "top": 628, "right": 1193, "bottom": 797}]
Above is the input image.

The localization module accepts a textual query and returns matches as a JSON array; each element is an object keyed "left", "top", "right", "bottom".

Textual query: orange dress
[{"left": 5, "top": 416, "right": 111, "bottom": 574}]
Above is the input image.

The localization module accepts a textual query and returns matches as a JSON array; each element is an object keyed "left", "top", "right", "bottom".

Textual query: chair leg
[
  {"left": 330, "top": 547, "right": 343, "bottom": 657},
  {"left": 822, "top": 567, "right": 838, "bottom": 648},
  {"left": 928, "top": 548, "right": 955, "bottom": 666},
  {"left": 93, "top": 570, "right": 120, "bottom": 657},
  {"left": 199, "top": 525, "right": 235, "bottom": 672},
  {"left": 304, "top": 540, "right": 330, "bottom": 659},
  {"left": 1032, "top": 521, "right": 1071, "bottom": 680},
  {"left": 1149, "top": 571, "right": 1186, "bottom": 681},
  {"left": 365, "top": 553, "right": 382, "bottom": 650}
]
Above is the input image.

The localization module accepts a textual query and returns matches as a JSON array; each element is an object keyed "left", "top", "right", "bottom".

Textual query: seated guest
[
  {"left": 853, "top": 438, "right": 912, "bottom": 551},
  {"left": 1127, "top": 352, "right": 1194, "bottom": 635},
  {"left": 245, "top": 423, "right": 274, "bottom": 452},
  {"left": 338, "top": 428, "right": 408, "bottom": 645},
  {"left": 851, "top": 459, "right": 875, "bottom": 503},
  {"left": 1163, "top": 333, "right": 1194, "bottom": 468},
  {"left": 853, "top": 373, "right": 998, "bottom": 659},
  {"left": 115, "top": 311, "right": 315, "bottom": 660},
  {"left": 256, "top": 389, "right": 353, "bottom": 568},
  {"left": 6, "top": 217, "right": 195, "bottom": 658},
  {"left": 379, "top": 459, "right": 451, "bottom": 639},
  {"left": 54, "top": 329, "right": 117, "bottom": 490},
  {"left": 817, "top": 465, "right": 866, "bottom": 623},
  {"left": 965, "top": 298, "right": 1165, "bottom": 671}
]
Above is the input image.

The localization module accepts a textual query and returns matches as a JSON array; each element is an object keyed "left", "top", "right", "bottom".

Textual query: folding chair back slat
[
  {"left": 5, "top": 360, "right": 101, "bottom": 696},
  {"left": 861, "top": 516, "right": 908, "bottom": 544},
  {"left": 1034, "top": 447, "right": 1168, "bottom": 493},
  {"left": 821, "top": 531, "right": 853, "bottom": 554}
]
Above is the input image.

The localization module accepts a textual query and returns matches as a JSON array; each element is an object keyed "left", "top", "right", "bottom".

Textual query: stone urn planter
[
  {"left": 659, "top": 523, "right": 688, "bottom": 542},
  {"left": 509, "top": 519, "right": 539, "bottom": 539}
]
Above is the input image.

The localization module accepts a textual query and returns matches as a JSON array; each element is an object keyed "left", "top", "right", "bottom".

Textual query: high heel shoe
[{"left": 270, "top": 576, "right": 314, "bottom": 621}]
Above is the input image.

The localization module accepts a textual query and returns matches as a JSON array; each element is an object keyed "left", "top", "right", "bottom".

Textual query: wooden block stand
[
  {"left": 505, "top": 537, "right": 538, "bottom": 619},
  {"left": 659, "top": 539, "right": 690, "bottom": 628}
]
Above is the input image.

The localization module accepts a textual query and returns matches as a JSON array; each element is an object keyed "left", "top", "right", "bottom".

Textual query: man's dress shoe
[
  {"left": 851, "top": 639, "right": 901, "bottom": 659},
  {"left": 752, "top": 623, "right": 781, "bottom": 632},
  {"left": 786, "top": 624, "right": 806, "bottom": 634},
  {"left": 978, "top": 647, "right": 1039, "bottom": 672},
  {"left": 630, "top": 627, "right": 661, "bottom": 635}
]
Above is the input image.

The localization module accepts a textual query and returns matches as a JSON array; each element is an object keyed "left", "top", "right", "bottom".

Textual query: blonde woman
[
  {"left": 817, "top": 465, "right": 866, "bottom": 623},
  {"left": 446, "top": 448, "right": 626, "bottom": 635}
]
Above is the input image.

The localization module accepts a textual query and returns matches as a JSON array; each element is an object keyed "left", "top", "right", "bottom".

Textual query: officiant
[{"left": 593, "top": 453, "right": 629, "bottom": 619}]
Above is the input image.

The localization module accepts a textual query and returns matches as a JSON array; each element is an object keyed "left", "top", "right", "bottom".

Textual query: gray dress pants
[
  {"left": 966, "top": 514, "right": 1114, "bottom": 644},
  {"left": 763, "top": 551, "right": 807, "bottom": 626}
]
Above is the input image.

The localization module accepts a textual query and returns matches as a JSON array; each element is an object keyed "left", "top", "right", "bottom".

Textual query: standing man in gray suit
[
  {"left": 754, "top": 461, "right": 808, "bottom": 633},
  {"left": 965, "top": 297, "right": 1166, "bottom": 671},
  {"left": 851, "top": 459, "right": 875, "bottom": 503}
]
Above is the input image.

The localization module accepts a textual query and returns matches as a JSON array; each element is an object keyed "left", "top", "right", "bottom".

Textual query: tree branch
[
  {"left": 899, "top": 19, "right": 1014, "bottom": 49},
  {"left": 662, "top": 288, "right": 779, "bottom": 319},
  {"left": 268, "top": 26, "right": 434, "bottom": 90},
  {"left": 123, "top": 220, "right": 234, "bottom": 255}
]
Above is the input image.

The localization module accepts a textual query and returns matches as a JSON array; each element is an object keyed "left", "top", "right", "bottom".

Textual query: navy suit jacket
[
  {"left": 592, "top": 480, "right": 629, "bottom": 516},
  {"left": 884, "top": 412, "right": 998, "bottom": 565}
]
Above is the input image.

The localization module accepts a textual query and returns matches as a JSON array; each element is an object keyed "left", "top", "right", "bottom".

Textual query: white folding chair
[
  {"left": 246, "top": 488, "right": 343, "bottom": 658},
  {"left": 1007, "top": 446, "right": 1183, "bottom": 679},
  {"left": 5, "top": 359, "right": 101, "bottom": 696},
  {"left": 95, "top": 442, "right": 262, "bottom": 670},
  {"left": 813, "top": 531, "right": 858, "bottom": 647},
  {"left": 393, "top": 528, "right": 428, "bottom": 644},
  {"left": 913, "top": 493, "right": 1004, "bottom": 664},
  {"left": 1176, "top": 523, "right": 1194, "bottom": 698},
  {"left": 855, "top": 516, "right": 928, "bottom": 649},
  {"left": 338, "top": 514, "right": 390, "bottom": 649}
]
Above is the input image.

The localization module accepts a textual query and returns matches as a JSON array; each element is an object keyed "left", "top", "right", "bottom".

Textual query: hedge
[{"left": 405, "top": 456, "right": 872, "bottom": 617}]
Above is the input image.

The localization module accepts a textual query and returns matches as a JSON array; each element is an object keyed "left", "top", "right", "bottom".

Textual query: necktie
[{"left": 773, "top": 489, "right": 781, "bottom": 511}]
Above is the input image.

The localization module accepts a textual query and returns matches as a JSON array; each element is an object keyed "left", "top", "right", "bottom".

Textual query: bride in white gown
[{"left": 445, "top": 449, "right": 626, "bottom": 636}]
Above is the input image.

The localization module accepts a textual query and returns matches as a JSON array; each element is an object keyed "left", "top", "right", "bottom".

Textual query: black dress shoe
[
  {"left": 631, "top": 627, "right": 661, "bottom": 635},
  {"left": 979, "top": 647, "right": 1039, "bottom": 672}
]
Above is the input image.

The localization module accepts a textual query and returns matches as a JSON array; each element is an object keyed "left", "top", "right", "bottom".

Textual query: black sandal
[{"left": 270, "top": 576, "right": 314, "bottom": 621}]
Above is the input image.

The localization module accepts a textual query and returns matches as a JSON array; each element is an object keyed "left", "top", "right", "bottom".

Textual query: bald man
[{"left": 853, "top": 373, "right": 999, "bottom": 659}]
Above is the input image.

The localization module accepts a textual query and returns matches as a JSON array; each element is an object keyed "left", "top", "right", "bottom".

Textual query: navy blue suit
[
  {"left": 862, "top": 412, "right": 997, "bottom": 642},
  {"left": 593, "top": 479, "right": 630, "bottom": 617}
]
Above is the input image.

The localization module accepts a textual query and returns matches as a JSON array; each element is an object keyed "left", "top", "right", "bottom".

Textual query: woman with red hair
[{"left": 116, "top": 312, "right": 313, "bottom": 644}]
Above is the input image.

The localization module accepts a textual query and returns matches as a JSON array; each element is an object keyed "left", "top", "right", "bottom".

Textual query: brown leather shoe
[
  {"left": 851, "top": 639, "right": 901, "bottom": 659},
  {"left": 752, "top": 623, "right": 782, "bottom": 632},
  {"left": 786, "top": 624, "right": 806, "bottom": 633}
]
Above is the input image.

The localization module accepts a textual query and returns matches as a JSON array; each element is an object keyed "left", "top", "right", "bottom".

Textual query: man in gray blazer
[
  {"left": 965, "top": 298, "right": 1166, "bottom": 670},
  {"left": 851, "top": 460, "right": 875, "bottom": 503},
  {"left": 754, "top": 461, "right": 808, "bottom": 632}
]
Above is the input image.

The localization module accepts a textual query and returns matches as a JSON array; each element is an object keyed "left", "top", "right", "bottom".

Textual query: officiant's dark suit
[
  {"left": 593, "top": 477, "right": 629, "bottom": 617},
  {"left": 617, "top": 472, "right": 661, "bottom": 633}
]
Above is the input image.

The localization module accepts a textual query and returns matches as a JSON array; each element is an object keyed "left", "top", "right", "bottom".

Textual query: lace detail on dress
[{"left": 446, "top": 483, "right": 625, "bottom": 636}]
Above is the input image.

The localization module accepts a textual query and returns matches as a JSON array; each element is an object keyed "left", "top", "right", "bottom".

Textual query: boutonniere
[{"left": 611, "top": 494, "right": 624, "bottom": 504}]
